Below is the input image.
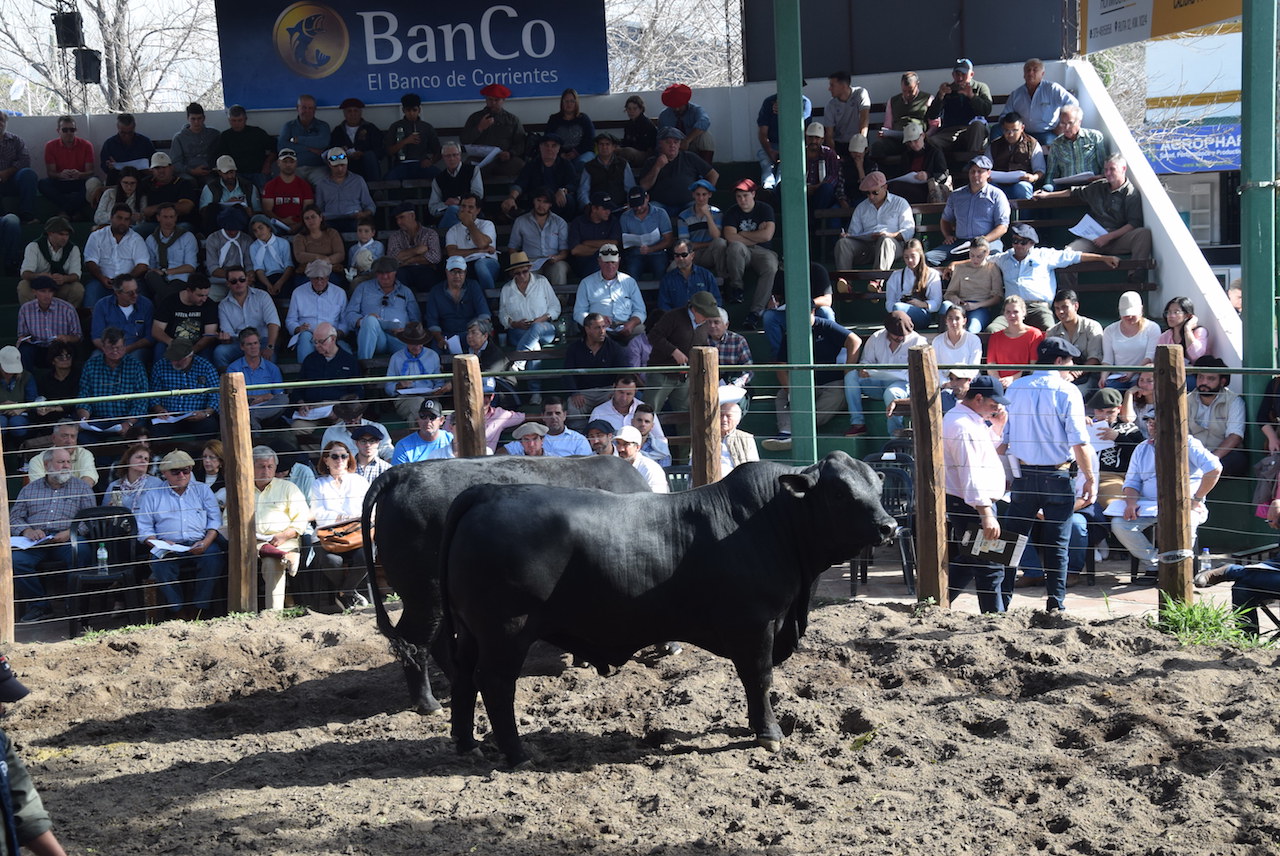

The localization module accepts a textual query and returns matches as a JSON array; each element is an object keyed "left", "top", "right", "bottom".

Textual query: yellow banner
[{"left": 1080, "top": 0, "right": 1241, "bottom": 53}]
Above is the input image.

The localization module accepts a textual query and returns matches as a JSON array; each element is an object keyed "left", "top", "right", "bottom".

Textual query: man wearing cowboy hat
[
  {"left": 385, "top": 321, "right": 447, "bottom": 423},
  {"left": 460, "top": 83, "right": 526, "bottom": 177},
  {"left": 834, "top": 170, "right": 914, "bottom": 273},
  {"left": 499, "top": 250, "right": 559, "bottom": 403}
]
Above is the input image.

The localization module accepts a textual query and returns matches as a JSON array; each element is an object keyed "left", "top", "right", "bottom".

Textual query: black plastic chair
[
  {"left": 856, "top": 456, "right": 916, "bottom": 596},
  {"left": 67, "top": 506, "right": 144, "bottom": 635}
]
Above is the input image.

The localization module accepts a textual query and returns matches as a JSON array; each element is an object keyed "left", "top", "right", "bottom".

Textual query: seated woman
[
  {"left": 249, "top": 214, "right": 295, "bottom": 297},
  {"left": 93, "top": 166, "right": 144, "bottom": 228},
  {"left": 1260, "top": 374, "right": 1280, "bottom": 454},
  {"left": 31, "top": 341, "right": 80, "bottom": 433},
  {"left": 1101, "top": 290, "right": 1158, "bottom": 392},
  {"left": 103, "top": 443, "right": 163, "bottom": 510},
  {"left": 544, "top": 88, "right": 596, "bottom": 171},
  {"left": 309, "top": 440, "right": 372, "bottom": 611},
  {"left": 291, "top": 204, "right": 346, "bottom": 291},
  {"left": 884, "top": 238, "right": 942, "bottom": 328},
  {"left": 933, "top": 304, "right": 983, "bottom": 408},
  {"left": 986, "top": 295, "right": 1044, "bottom": 388},
  {"left": 941, "top": 236, "right": 1003, "bottom": 333},
  {"left": 1157, "top": 296, "right": 1209, "bottom": 388},
  {"left": 195, "top": 439, "right": 228, "bottom": 529},
  {"left": 618, "top": 95, "right": 657, "bottom": 168},
  {"left": 462, "top": 317, "right": 521, "bottom": 411}
]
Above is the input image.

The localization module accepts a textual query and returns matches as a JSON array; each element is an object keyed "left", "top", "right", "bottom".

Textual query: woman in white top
[
  {"left": 884, "top": 238, "right": 942, "bottom": 328},
  {"left": 308, "top": 440, "right": 371, "bottom": 610},
  {"left": 103, "top": 443, "right": 163, "bottom": 511},
  {"left": 1101, "top": 291, "right": 1159, "bottom": 391},
  {"left": 932, "top": 304, "right": 983, "bottom": 384},
  {"left": 93, "top": 167, "right": 144, "bottom": 226}
]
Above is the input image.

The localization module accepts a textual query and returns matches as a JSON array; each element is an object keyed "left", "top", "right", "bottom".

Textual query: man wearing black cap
[
  {"left": 15, "top": 275, "right": 81, "bottom": 371},
  {"left": 1188, "top": 355, "right": 1247, "bottom": 477},
  {"left": 1086, "top": 386, "right": 1143, "bottom": 512},
  {"left": 640, "top": 127, "right": 720, "bottom": 220},
  {"left": 619, "top": 186, "right": 673, "bottom": 280},
  {"left": 926, "top": 155, "right": 1009, "bottom": 267},
  {"left": 386, "top": 93, "right": 442, "bottom": 182},
  {"left": 329, "top": 97, "right": 384, "bottom": 181},
  {"left": 1001, "top": 336, "right": 1095, "bottom": 611},
  {"left": 351, "top": 424, "right": 392, "bottom": 482},
  {"left": 387, "top": 203, "right": 441, "bottom": 293},
  {"left": 567, "top": 192, "right": 623, "bottom": 278},
  {"left": 148, "top": 339, "right": 220, "bottom": 438},
  {"left": 584, "top": 419, "right": 617, "bottom": 456},
  {"left": 648, "top": 290, "right": 718, "bottom": 413},
  {"left": 580, "top": 133, "right": 636, "bottom": 210},
  {"left": 0, "top": 655, "right": 70, "bottom": 854},
  {"left": 391, "top": 399, "right": 456, "bottom": 464},
  {"left": 943, "top": 374, "right": 1011, "bottom": 612},
  {"left": 504, "top": 134, "right": 577, "bottom": 220},
  {"left": 988, "top": 223, "right": 1118, "bottom": 332},
  {"left": 508, "top": 189, "right": 570, "bottom": 285}
]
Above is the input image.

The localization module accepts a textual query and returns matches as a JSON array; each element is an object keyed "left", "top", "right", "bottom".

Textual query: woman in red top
[{"left": 987, "top": 295, "right": 1044, "bottom": 388}]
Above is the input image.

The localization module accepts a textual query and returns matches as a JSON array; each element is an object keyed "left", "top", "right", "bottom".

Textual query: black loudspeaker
[
  {"left": 52, "top": 11, "right": 83, "bottom": 48},
  {"left": 73, "top": 48, "right": 101, "bottom": 84}
]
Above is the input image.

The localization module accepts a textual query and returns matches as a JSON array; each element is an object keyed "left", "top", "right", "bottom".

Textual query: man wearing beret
[
  {"left": 460, "top": 83, "right": 526, "bottom": 178},
  {"left": 329, "top": 97, "right": 384, "bottom": 181},
  {"left": 658, "top": 83, "right": 715, "bottom": 162}
]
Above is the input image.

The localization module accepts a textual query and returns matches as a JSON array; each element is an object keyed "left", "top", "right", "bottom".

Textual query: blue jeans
[
  {"left": 0, "top": 168, "right": 38, "bottom": 217},
  {"left": 763, "top": 306, "right": 835, "bottom": 360},
  {"left": 946, "top": 495, "right": 1006, "bottom": 613},
  {"left": 212, "top": 343, "right": 243, "bottom": 371},
  {"left": 13, "top": 542, "right": 94, "bottom": 611},
  {"left": 1216, "top": 562, "right": 1280, "bottom": 634},
  {"left": 1004, "top": 468, "right": 1076, "bottom": 610},
  {"left": 356, "top": 318, "right": 403, "bottom": 361},
  {"left": 622, "top": 247, "right": 670, "bottom": 281},
  {"left": 509, "top": 321, "right": 556, "bottom": 391},
  {"left": 942, "top": 300, "right": 994, "bottom": 333},
  {"left": 994, "top": 181, "right": 1034, "bottom": 200},
  {"left": 846, "top": 375, "right": 909, "bottom": 433},
  {"left": 435, "top": 205, "right": 460, "bottom": 233},
  {"left": 468, "top": 257, "right": 501, "bottom": 291},
  {"left": 1017, "top": 511, "right": 1089, "bottom": 579},
  {"left": 0, "top": 411, "right": 30, "bottom": 441},
  {"left": 149, "top": 540, "right": 226, "bottom": 615}
]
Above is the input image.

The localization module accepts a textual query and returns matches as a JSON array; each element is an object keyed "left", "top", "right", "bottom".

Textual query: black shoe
[
  {"left": 727, "top": 288, "right": 744, "bottom": 304},
  {"left": 19, "top": 605, "right": 54, "bottom": 623},
  {"left": 741, "top": 312, "right": 761, "bottom": 331}
]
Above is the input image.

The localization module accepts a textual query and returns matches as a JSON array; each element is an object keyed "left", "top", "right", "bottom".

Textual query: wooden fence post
[
  {"left": 1153, "top": 346, "right": 1193, "bottom": 609},
  {"left": 221, "top": 374, "right": 257, "bottom": 613},
  {"left": 908, "top": 346, "right": 948, "bottom": 607},
  {"left": 689, "top": 347, "right": 721, "bottom": 487},
  {"left": 0, "top": 431, "right": 14, "bottom": 642},
  {"left": 451, "top": 355, "right": 486, "bottom": 458}
]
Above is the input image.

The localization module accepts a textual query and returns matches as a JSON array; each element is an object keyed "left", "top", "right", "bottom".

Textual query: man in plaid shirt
[
  {"left": 17, "top": 276, "right": 81, "bottom": 371},
  {"left": 76, "top": 327, "right": 150, "bottom": 431},
  {"left": 693, "top": 307, "right": 754, "bottom": 390},
  {"left": 148, "top": 339, "right": 219, "bottom": 438}
]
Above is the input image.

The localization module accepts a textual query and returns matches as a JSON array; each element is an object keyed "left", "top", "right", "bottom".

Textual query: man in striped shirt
[{"left": 17, "top": 276, "right": 81, "bottom": 371}]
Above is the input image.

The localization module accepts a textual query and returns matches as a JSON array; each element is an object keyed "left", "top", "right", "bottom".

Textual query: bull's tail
[
  {"left": 435, "top": 485, "right": 488, "bottom": 654},
  {"left": 362, "top": 470, "right": 399, "bottom": 642}
]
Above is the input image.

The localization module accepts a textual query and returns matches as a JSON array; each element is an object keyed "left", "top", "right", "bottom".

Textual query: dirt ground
[{"left": 3, "top": 596, "right": 1279, "bottom": 856}]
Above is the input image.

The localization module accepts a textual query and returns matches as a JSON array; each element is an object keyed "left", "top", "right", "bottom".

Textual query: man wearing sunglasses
[
  {"left": 314, "top": 147, "right": 374, "bottom": 236},
  {"left": 344, "top": 256, "right": 422, "bottom": 360},
  {"left": 987, "top": 222, "right": 1119, "bottom": 332},
  {"left": 657, "top": 239, "right": 721, "bottom": 312},
  {"left": 38, "top": 115, "right": 97, "bottom": 219},
  {"left": 135, "top": 449, "right": 225, "bottom": 621},
  {"left": 213, "top": 265, "right": 280, "bottom": 370}
]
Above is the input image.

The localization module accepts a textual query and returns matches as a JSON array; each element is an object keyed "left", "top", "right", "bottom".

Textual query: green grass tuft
[{"left": 1150, "top": 592, "right": 1277, "bottom": 649}]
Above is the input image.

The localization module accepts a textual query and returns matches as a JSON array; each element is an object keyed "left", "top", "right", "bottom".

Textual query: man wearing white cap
[
  {"left": 803, "top": 122, "right": 843, "bottom": 211},
  {"left": 573, "top": 244, "right": 650, "bottom": 367},
  {"left": 314, "top": 147, "right": 374, "bottom": 236},
  {"left": 197, "top": 154, "right": 261, "bottom": 234},
  {"left": 834, "top": 171, "right": 913, "bottom": 273},
  {"left": 875, "top": 122, "right": 950, "bottom": 205},
  {"left": 613, "top": 425, "right": 669, "bottom": 493},
  {"left": 140, "top": 152, "right": 198, "bottom": 228}
]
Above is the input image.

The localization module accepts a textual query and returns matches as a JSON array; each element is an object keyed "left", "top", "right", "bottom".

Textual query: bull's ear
[{"left": 778, "top": 472, "right": 817, "bottom": 498}]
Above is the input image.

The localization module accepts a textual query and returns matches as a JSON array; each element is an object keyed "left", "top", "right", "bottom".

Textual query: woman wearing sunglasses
[{"left": 309, "top": 441, "right": 371, "bottom": 611}]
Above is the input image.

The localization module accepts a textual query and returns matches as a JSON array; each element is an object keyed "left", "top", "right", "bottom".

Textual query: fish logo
[{"left": 273, "top": 2, "right": 349, "bottom": 79}]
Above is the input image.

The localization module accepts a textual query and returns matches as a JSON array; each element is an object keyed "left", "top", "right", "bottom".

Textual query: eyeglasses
[
  {"left": 311, "top": 334, "right": 335, "bottom": 345},
  {"left": 168, "top": 467, "right": 193, "bottom": 475},
  {"left": 327, "top": 452, "right": 350, "bottom": 460},
  {"left": 673, "top": 252, "right": 691, "bottom": 258},
  {"left": 328, "top": 153, "right": 347, "bottom": 162},
  {"left": 227, "top": 277, "right": 248, "bottom": 283}
]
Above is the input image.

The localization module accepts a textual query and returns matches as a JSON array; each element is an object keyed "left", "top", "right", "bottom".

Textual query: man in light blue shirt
[
  {"left": 1003, "top": 59, "right": 1079, "bottom": 143},
  {"left": 343, "top": 257, "right": 421, "bottom": 360},
  {"left": 927, "top": 156, "right": 1010, "bottom": 266},
  {"left": 1001, "top": 337, "right": 1095, "bottom": 612},
  {"left": 572, "top": 244, "right": 650, "bottom": 367},
  {"left": 392, "top": 399, "right": 456, "bottom": 464},
  {"left": 618, "top": 188, "right": 673, "bottom": 281},
  {"left": 987, "top": 223, "right": 1118, "bottom": 331},
  {"left": 277, "top": 95, "right": 332, "bottom": 185},
  {"left": 226, "top": 327, "right": 289, "bottom": 437}
]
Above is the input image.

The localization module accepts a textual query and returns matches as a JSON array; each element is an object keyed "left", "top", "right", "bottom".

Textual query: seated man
[
  {"left": 443, "top": 194, "right": 501, "bottom": 291},
  {"left": 925, "top": 155, "right": 1010, "bottom": 267},
  {"left": 850, "top": 311, "right": 927, "bottom": 437},
  {"left": 152, "top": 274, "right": 218, "bottom": 361},
  {"left": 227, "top": 327, "right": 291, "bottom": 441},
  {"left": 328, "top": 97, "right": 383, "bottom": 182},
  {"left": 879, "top": 122, "right": 950, "bottom": 205},
  {"left": 1106, "top": 407, "right": 1222, "bottom": 580},
  {"left": 761, "top": 305, "right": 863, "bottom": 451},
  {"left": 924, "top": 59, "right": 994, "bottom": 159},
  {"left": 821, "top": 70, "right": 872, "bottom": 190},
  {"left": 833, "top": 171, "right": 914, "bottom": 274},
  {"left": 0, "top": 111, "right": 38, "bottom": 223},
  {"left": 987, "top": 223, "right": 1118, "bottom": 332},
  {"left": 763, "top": 261, "right": 837, "bottom": 359},
  {"left": 459, "top": 83, "right": 526, "bottom": 178},
  {"left": 658, "top": 83, "right": 715, "bottom": 162},
  {"left": 499, "top": 420, "right": 549, "bottom": 457},
  {"left": 718, "top": 396, "right": 758, "bottom": 472},
  {"left": 579, "top": 133, "right": 636, "bottom": 211},
  {"left": 567, "top": 191, "right": 623, "bottom": 279},
  {"left": 614, "top": 425, "right": 669, "bottom": 493},
  {"left": 442, "top": 377, "right": 526, "bottom": 453},
  {"left": 639, "top": 128, "right": 720, "bottom": 219},
  {"left": 143, "top": 203, "right": 198, "bottom": 302},
  {"left": 585, "top": 419, "right": 616, "bottom": 456},
  {"left": 1044, "top": 105, "right": 1108, "bottom": 191},
  {"left": 290, "top": 322, "right": 360, "bottom": 436},
  {"left": 20, "top": 216, "right": 83, "bottom": 306},
  {"left": 91, "top": 274, "right": 153, "bottom": 357},
  {"left": 572, "top": 245, "right": 649, "bottom": 367},
  {"left": 170, "top": 102, "right": 221, "bottom": 183},
  {"left": 619, "top": 187, "right": 673, "bottom": 281},
  {"left": 76, "top": 326, "right": 150, "bottom": 434},
  {"left": 1004, "top": 59, "right": 1078, "bottom": 144},
  {"left": 693, "top": 307, "right": 754, "bottom": 393},
  {"left": 588, "top": 374, "right": 665, "bottom": 437},
  {"left": 428, "top": 142, "right": 484, "bottom": 233},
  {"left": 498, "top": 251, "right": 559, "bottom": 398},
  {"left": 1034, "top": 155, "right": 1153, "bottom": 290},
  {"left": 344, "top": 257, "right": 422, "bottom": 360},
  {"left": 213, "top": 265, "right": 280, "bottom": 370},
  {"left": 385, "top": 92, "right": 441, "bottom": 182},
  {"left": 984, "top": 112, "right": 1045, "bottom": 200},
  {"left": 869, "top": 72, "right": 933, "bottom": 162},
  {"left": 314, "top": 147, "right": 374, "bottom": 236},
  {"left": 277, "top": 94, "right": 332, "bottom": 185},
  {"left": 424, "top": 257, "right": 489, "bottom": 354},
  {"left": 135, "top": 449, "right": 225, "bottom": 620},
  {"left": 26, "top": 420, "right": 97, "bottom": 488},
  {"left": 676, "top": 180, "right": 727, "bottom": 280},
  {"left": 147, "top": 339, "right": 220, "bottom": 438},
  {"left": 1046, "top": 289, "right": 1106, "bottom": 397},
  {"left": 197, "top": 155, "right": 261, "bottom": 235},
  {"left": 723, "top": 179, "right": 779, "bottom": 329},
  {"left": 647, "top": 290, "right": 718, "bottom": 414},
  {"left": 508, "top": 188, "right": 570, "bottom": 286},
  {"left": 386, "top": 203, "right": 441, "bottom": 293},
  {"left": 534, "top": 397, "right": 592, "bottom": 456},
  {"left": 16, "top": 276, "right": 81, "bottom": 371},
  {"left": 562, "top": 314, "right": 628, "bottom": 430},
  {"left": 250, "top": 445, "right": 309, "bottom": 610},
  {"left": 502, "top": 134, "right": 577, "bottom": 221},
  {"left": 84, "top": 204, "right": 149, "bottom": 307},
  {"left": 286, "top": 260, "right": 348, "bottom": 363},
  {"left": 38, "top": 116, "right": 96, "bottom": 218},
  {"left": 385, "top": 322, "right": 448, "bottom": 423},
  {"left": 140, "top": 152, "right": 198, "bottom": 230},
  {"left": 214, "top": 104, "right": 276, "bottom": 190},
  {"left": 392, "top": 399, "right": 456, "bottom": 463},
  {"left": 248, "top": 213, "right": 295, "bottom": 297},
  {"left": 10, "top": 446, "right": 97, "bottom": 623},
  {"left": 756, "top": 86, "right": 813, "bottom": 188},
  {"left": 659, "top": 239, "right": 722, "bottom": 313},
  {"left": 321, "top": 396, "right": 393, "bottom": 460},
  {"left": 633, "top": 403, "right": 672, "bottom": 468},
  {"left": 202, "top": 206, "right": 253, "bottom": 301},
  {"left": 260, "top": 148, "right": 314, "bottom": 233},
  {"left": 1187, "top": 356, "right": 1248, "bottom": 477}
]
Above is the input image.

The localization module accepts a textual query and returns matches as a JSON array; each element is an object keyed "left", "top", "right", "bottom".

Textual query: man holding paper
[
  {"left": 619, "top": 187, "right": 673, "bottom": 281},
  {"left": 10, "top": 447, "right": 96, "bottom": 623},
  {"left": 1034, "top": 154, "right": 1152, "bottom": 291},
  {"left": 943, "top": 375, "right": 1012, "bottom": 613}
]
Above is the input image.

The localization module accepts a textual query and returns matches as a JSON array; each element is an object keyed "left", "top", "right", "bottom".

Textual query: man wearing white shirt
[
  {"left": 850, "top": 311, "right": 926, "bottom": 436},
  {"left": 84, "top": 204, "right": 149, "bottom": 307},
  {"left": 614, "top": 425, "right": 669, "bottom": 493},
  {"left": 833, "top": 171, "right": 914, "bottom": 273},
  {"left": 573, "top": 244, "right": 650, "bottom": 367},
  {"left": 498, "top": 251, "right": 560, "bottom": 401},
  {"left": 443, "top": 193, "right": 500, "bottom": 290},
  {"left": 588, "top": 375, "right": 668, "bottom": 446},
  {"left": 286, "top": 259, "right": 348, "bottom": 363}
]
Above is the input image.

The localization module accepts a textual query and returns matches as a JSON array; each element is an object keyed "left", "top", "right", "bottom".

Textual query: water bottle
[
  {"left": 96, "top": 542, "right": 109, "bottom": 575},
  {"left": 1198, "top": 548, "right": 1211, "bottom": 576}
]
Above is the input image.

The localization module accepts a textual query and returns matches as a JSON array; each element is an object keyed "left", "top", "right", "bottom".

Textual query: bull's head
[{"left": 778, "top": 451, "right": 898, "bottom": 556}]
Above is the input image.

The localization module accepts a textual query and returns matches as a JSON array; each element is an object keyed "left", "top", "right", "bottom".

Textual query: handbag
[{"left": 316, "top": 519, "right": 368, "bottom": 554}]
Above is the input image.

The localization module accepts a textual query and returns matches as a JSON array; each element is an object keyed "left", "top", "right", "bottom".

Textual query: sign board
[
  {"left": 1080, "top": 0, "right": 1240, "bottom": 53},
  {"left": 216, "top": 0, "right": 608, "bottom": 109},
  {"left": 1143, "top": 123, "right": 1241, "bottom": 173}
]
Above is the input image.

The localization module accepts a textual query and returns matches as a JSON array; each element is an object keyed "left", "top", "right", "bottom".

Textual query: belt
[{"left": 1017, "top": 460, "right": 1072, "bottom": 471}]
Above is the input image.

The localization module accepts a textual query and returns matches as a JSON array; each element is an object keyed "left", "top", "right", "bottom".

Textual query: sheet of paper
[
  {"left": 1069, "top": 214, "right": 1108, "bottom": 241},
  {"left": 287, "top": 331, "right": 301, "bottom": 349},
  {"left": 888, "top": 172, "right": 926, "bottom": 184},
  {"left": 530, "top": 257, "right": 549, "bottom": 271},
  {"left": 396, "top": 384, "right": 439, "bottom": 395},
  {"left": 1054, "top": 172, "right": 1095, "bottom": 187},
  {"left": 78, "top": 419, "right": 124, "bottom": 434},
  {"left": 291, "top": 404, "right": 333, "bottom": 422},
  {"left": 621, "top": 228, "right": 660, "bottom": 249},
  {"left": 1103, "top": 499, "right": 1158, "bottom": 518},
  {"left": 151, "top": 412, "right": 198, "bottom": 425},
  {"left": 116, "top": 158, "right": 151, "bottom": 170},
  {"left": 1089, "top": 420, "right": 1116, "bottom": 452},
  {"left": 11, "top": 534, "right": 55, "bottom": 550},
  {"left": 988, "top": 170, "right": 1024, "bottom": 184},
  {"left": 878, "top": 128, "right": 904, "bottom": 140},
  {"left": 148, "top": 539, "right": 194, "bottom": 559},
  {"left": 446, "top": 336, "right": 463, "bottom": 356}
]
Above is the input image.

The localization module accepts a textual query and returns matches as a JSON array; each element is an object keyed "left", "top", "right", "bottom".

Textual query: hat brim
[{"left": 0, "top": 678, "right": 30, "bottom": 703}]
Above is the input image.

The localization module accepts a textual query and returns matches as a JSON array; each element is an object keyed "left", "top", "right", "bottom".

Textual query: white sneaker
[
  {"left": 1094, "top": 545, "right": 1109, "bottom": 562},
  {"left": 762, "top": 434, "right": 793, "bottom": 451}
]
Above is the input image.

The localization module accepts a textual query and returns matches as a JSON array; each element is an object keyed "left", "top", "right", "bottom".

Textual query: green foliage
[
  {"left": 849, "top": 729, "right": 877, "bottom": 751},
  {"left": 1150, "top": 592, "right": 1277, "bottom": 649}
]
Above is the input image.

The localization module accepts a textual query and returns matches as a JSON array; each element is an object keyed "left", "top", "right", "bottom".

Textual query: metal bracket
[{"left": 1237, "top": 179, "right": 1280, "bottom": 195}]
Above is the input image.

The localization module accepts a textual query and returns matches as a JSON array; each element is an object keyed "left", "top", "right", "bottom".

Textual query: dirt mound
[{"left": 4, "top": 603, "right": 1278, "bottom": 855}]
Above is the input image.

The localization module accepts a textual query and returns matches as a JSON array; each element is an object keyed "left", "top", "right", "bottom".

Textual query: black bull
[
  {"left": 362, "top": 455, "right": 651, "bottom": 714},
  {"left": 442, "top": 451, "right": 897, "bottom": 767}
]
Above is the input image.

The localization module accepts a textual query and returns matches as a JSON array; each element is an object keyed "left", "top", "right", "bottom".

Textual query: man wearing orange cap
[
  {"left": 461, "top": 83, "right": 526, "bottom": 178},
  {"left": 658, "top": 83, "right": 715, "bottom": 162}
]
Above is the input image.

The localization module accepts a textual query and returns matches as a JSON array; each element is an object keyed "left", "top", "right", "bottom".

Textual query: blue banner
[
  {"left": 216, "top": 0, "right": 609, "bottom": 109},
  {"left": 1144, "top": 124, "right": 1241, "bottom": 174}
]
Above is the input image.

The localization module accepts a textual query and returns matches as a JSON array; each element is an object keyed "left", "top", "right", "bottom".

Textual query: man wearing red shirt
[
  {"left": 261, "top": 148, "right": 314, "bottom": 233},
  {"left": 38, "top": 115, "right": 98, "bottom": 219}
]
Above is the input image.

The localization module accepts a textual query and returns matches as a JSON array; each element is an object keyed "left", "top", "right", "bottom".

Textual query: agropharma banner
[{"left": 215, "top": 0, "right": 609, "bottom": 109}]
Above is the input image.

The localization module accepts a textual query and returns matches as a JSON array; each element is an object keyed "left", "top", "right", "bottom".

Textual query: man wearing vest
[
  {"left": 19, "top": 216, "right": 83, "bottom": 306},
  {"left": 428, "top": 142, "right": 483, "bottom": 234},
  {"left": 1188, "top": 355, "right": 1248, "bottom": 477}
]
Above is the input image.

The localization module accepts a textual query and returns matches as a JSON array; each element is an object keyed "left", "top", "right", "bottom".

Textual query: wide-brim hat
[
  {"left": 506, "top": 251, "right": 533, "bottom": 272},
  {"left": 395, "top": 322, "right": 431, "bottom": 345}
]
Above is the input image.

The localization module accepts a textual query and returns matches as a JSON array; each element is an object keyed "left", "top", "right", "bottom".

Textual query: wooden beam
[
  {"left": 1153, "top": 347, "right": 1193, "bottom": 609},
  {"left": 451, "top": 355, "right": 486, "bottom": 458},
  {"left": 221, "top": 373, "right": 258, "bottom": 613},
  {"left": 689, "top": 347, "right": 721, "bottom": 487},
  {"left": 908, "top": 346, "right": 948, "bottom": 606}
]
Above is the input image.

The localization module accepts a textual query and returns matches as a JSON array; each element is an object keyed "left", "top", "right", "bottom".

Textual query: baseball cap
[
  {"left": 419, "top": 399, "right": 443, "bottom": 419},
  {"left": 324, "top": 146, "right": 348, "bottom": 162},
  {"left": 445, "top": 256, "right": 467, "bottom": 272},
  {"left": 902, "top": 122, "right": 924, "bottom": 143},
  {"left": 688, "top": 179, "right": 716, "bottom": 194},
  {"left": 277, "top": 148, "right": 298, "bottom": 161},
  {"left": 589, "top": 190, "right": 614, "bottom": 208},
  {"left": 627, "top": 186, "right": 647, "bottom": 208},
  {"left": 1037, "top": 337, "right": 1081, "bottom": 361},
  {"left": 966, "top": 375, "right": 1009, "bottom": 405},
  {"left": 585, "top": 419, "right": 615, "bottom": 435},
  {"left": 598, "top": 243, "right": 620, "bottom": 259},
  {"left": 954, "top": 58, "right": 974, "bottom": 72},
  {"left": 349, "top": 424, "right": 383, "bottom": 442},
  {"left": 150, "top": 152, "right": 172, "bottom": 168},
  {"left": 215, "top": 155, "right": 237, "bottom": 173},
  {"left": 804, "top": 121, "right": 825, "bottom": 137},
  {"left": 0, "top": 656, "right": 30, "bottom": 703},
  {"left": 0, "top": 346, "right": 22, "bottom": 375},
  {"left": 614, "top": 425, "right": 643, "bottom": 445}
]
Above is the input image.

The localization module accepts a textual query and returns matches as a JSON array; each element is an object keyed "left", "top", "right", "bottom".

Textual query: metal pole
[{"left": 773, "top": 0, "right": 816, "bottom": 463}]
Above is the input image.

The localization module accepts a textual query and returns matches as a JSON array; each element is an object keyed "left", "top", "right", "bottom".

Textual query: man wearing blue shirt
[
  {"left": 761, "top": 306, "right": 863, "bottom": 450},
  {"left": 987, "top": 223, "right": 1117, "bottom": 331},
  {"left": 278, "top": 95, "right": 332, "bottom": 185},
  {"left": 926, "top": 155, "right": 1010, "bottom": 266},
  {"left": 572, "top": 244, "right": 649, "bottom": 367},
  {"left": 619, "top": 187, "right": 673, "bottom": 280},
  {"left": 658, "top": 239, "right": 722, "bottom": 312},
  {"left": 1001, "top": 337, "right": 1096, "bottom": 612},
  {"left": 91, "top": 274, "right": 153, "bottom": 358},
  {"left": 344, "top": 257, "right": 422, "bottom": 360},
  {"left": 1003, "top": 59, "right": 1078, "bottom": 144},
  {"left": 226, "top": 327, "right": 290, "bottom": 440},
  {"left": 392, "top": 399, "right": 456, "bottom": 464}
]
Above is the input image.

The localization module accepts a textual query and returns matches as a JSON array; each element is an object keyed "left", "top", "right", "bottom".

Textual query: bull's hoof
[
  {"left": 756, "top": 736, "right": 782, "bottom": 753},
  {"left": 416, "top": 698, "right": 445, "bottom": 716},
  {"left": 509, "top": 757, "right": 534, "bottom": 771}
]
